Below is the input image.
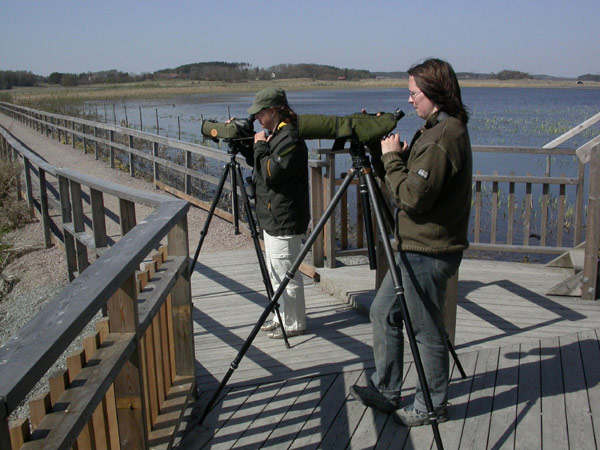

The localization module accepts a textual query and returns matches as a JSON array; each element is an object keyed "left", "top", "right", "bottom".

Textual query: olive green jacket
[
  {"left": 381, "top": 112, "right": 472, "bottom": 254},
  {"left": 253, "top": 121, "right": 310, "bottom": 236}
]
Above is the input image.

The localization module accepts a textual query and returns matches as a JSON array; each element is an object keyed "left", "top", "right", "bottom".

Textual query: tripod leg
[
  {"left": 447, "top": 334, "right": 467, "bottom": 379},
  {"left": 191, "top": 162, "right": 232, "bottom": 273},
  {"left": 357, "top": 176, "right": 377, "bottom": 270},
  {"left": 196, "top": 168, "right": 360, "bottom": 426},
  {"left": 231, "top": 163, "right": 240, "bottom": 235},
  {"left": 363, "top": 170, "right": 445, "bottom": 450},
  {"left": 233, "top": 163, "right": 290, "bottom": 348}
]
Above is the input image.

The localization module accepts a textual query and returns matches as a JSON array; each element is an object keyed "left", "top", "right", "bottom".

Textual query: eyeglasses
[{"left": 409, "top": 90, "right": 423, "bottom": 99}]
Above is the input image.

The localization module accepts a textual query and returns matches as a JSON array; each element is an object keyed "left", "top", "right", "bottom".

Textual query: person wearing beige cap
[{"left": 247, "top": 87, "right": 310, "bottom": 339}]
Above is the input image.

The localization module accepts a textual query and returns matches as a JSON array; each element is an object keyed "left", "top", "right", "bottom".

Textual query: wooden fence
[
  {"left": 0, "top": 102, "right": 598, "bottom": 299},
  {"left": 0, "top": 125, "right": 196, "bottom": 449}
]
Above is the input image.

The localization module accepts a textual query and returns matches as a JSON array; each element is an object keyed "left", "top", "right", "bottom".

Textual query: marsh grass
[{"left": 6, "top": 78, "right": 599, "bottom": 108}]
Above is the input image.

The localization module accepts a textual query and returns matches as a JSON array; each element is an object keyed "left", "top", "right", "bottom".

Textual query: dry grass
[{"left": 5, "top": 77, "right": 598, "bottom": 105}]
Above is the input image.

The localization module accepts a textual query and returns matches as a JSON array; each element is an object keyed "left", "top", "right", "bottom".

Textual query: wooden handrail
[{"left": 0, "top": 124, "right": 196, "bottom": 448}]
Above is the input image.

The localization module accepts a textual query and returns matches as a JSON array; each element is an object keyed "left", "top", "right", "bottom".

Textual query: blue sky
[{"left": 1, "top": 0, "right": 598, "bottom": 78}]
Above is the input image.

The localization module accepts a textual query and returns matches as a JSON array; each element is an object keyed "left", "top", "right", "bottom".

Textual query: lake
[
  {"left": 92, "top": 86, "right": 600, "bottom": 179},
  {"left": 87, "top": 86, "right": 599, "bottom": 261}
]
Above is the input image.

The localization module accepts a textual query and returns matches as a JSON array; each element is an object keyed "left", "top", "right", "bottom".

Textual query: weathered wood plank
[
  {"left": 22, "top": 333, "right": 135, "bottom": 449},
  {"left": 514, "top": 340, "right": 541, "bottom": 449},
  {"left": 560, "top": 333, "right": 596, "bottom": 449},
  {"left": 539, "top": 336, "right": 568, "bottom": 448}
]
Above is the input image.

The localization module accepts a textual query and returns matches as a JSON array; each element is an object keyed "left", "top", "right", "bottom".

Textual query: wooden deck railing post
[
  {"left": 185, "top": 149, "right": 192, "bottom": 195},
  {"left": 581, "top": 145, "right": 600, "bottom": 300},
  {"left": 23, "top": 156, "right": 35, "bottom": 214},
  {"left": 38, "top": 168, "right": 52, "bottom": 248},
  {"left": 58, "top": 175, "right": 77, "bottom": 281},
  {"left": 129, "top": 134, "right": 135, "bottom": 177},
  {"left": 167, "top": 215, "right": 195, "bottom": 377},
  {"left": 575, "top": 162, "right": 585, "bottom": 245},
  {"left": 153, "top": 141, "right": 160, "bottom": 186},
  {"left": 109, "top": 130, "right": 115, "bottom": 168},
  {"left": 107, "top": 274, "right": 148, "bottom": 448},
  {"left": 69, "top": 179, "right": 90, "bottom": 274},
  {"left": 90, "top": 188, "right": 108, "bottom": 251},
  {"left": 309, "top": 161, "right": 325, "bottom": 267},
  {"left": 325, "top": 152, "right": 336, "bottom": 268}
]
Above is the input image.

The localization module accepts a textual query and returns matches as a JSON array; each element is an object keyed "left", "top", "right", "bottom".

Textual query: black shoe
[
  {"left": 393, "top": 404, "right": 448, "bottom": 427},
  {"left": 349, "top": 384, "right": 400, "bottom": 413},
  {"left": 260, "top": 320, "right": 280, "bottom": 332},
  {"left": 267, "top": 328, "right": 305, "bottom": 339}
]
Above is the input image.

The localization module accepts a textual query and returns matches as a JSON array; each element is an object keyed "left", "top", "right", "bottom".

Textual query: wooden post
[
  {"left": 119, "top": 198, "right": 137, "bottom": 236},
  {"left": 581, "top": 145, "right": 600, "bottom": 300},
  {"left": 575, "top": 162, "right": 585, "bottom": 245},
  {"left": 58, "top": 175, "right": 77, "bottom": 281},
  {"left": 109, "top": 130, "right": 115, "bottom": 169},
  {"left": 309, "top": 162, "right": 325, "bottom": 267},
  {"left": 72, "top": 120, "right": 76, "bottom": 149},
  {"left": 325, "top": 153, "right": 336, "bottom": 268},
  {"left": 94, "top": 126, "right": 99, "bottom": 160},
  {"left": 185, "top": 150, "right": 192, "bottom": 195},
  {"left": 39, "top": 168, "right": 52, "bottom": 248},
  {"left": 23, "top": 156, "right": 35, "bottom": 214},
  {"left": 90, "top": 188, "right": 108, "bottom": 251},
  {"left": 69, "top": 179, "right": 89, "bottom": 275},
  {"left": 153, "top": 141, "right": 160, "bottom": 187},
  {"left": 167, "top": 215, "right": 195, "bottom": 377},
  {"left": 129, "top": 134, "right": 135, "bottom": 177},
  {"left": 107, "top": 274, "right": 148, "bottom": 448}
]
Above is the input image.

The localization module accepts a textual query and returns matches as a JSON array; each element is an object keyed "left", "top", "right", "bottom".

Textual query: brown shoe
[
  {"left": 260, "top": 320, "right": 280, "bottom": 332},
  {"left": 268, "top": 328, "right": 305, "bottom": 339}
]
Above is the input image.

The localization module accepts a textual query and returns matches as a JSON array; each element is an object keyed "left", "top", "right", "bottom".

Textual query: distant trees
[
  {"left": 578, "top": 74, "right": 600, "bottom": 82},
  {"left": 495, "top": 70, "right": 532, "bottom": 80},
  {"left": 154, "top": 62, "right": 373, "bottom": 82},
  {"left": 47, "top": 70, "right": 153, "bottom": 86},
  {"left": 157, "top": 62, "right": 253, "bottom": 82},
  {"left": 0, "top": 71, "right": 41, "bottom": 90},
  {"left": 268, "top": 63, "right": 372, "bottom": 80}
]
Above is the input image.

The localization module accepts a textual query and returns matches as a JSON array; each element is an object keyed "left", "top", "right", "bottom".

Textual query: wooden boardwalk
[{"left": 177, "top": 249, "right": 600, "bottom": 449}]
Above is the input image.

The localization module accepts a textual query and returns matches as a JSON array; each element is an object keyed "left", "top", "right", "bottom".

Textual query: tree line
[{"left": 0, "top": 62, "right": 596, "bottom": 90}]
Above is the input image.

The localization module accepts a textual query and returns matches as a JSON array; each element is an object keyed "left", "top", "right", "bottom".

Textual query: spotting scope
[{"left": 201, "top": 109, "right": 404, "bottom": 145}]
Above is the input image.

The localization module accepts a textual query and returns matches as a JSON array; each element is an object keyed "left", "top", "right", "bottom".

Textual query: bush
[{"left": 0, "top": 159, "right": 31, "bottom": 232}]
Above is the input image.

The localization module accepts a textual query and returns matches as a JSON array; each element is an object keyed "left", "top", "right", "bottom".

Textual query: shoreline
[{"left": 3, "top": 77, "right": 599, "bottom": 104}]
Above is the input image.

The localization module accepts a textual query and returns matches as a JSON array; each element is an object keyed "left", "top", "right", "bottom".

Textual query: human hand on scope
[
  {"left": 381, "top": 133, "right": 408, "bottom": 154},
  {"left": 254, "top": 130, "right": 272, "bottom": 144}
]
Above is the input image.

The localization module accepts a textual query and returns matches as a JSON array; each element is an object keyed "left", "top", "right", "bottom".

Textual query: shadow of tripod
[
  {"left": 197, "top": 139, "right": 466, "bottom": 449},
  {"left": 190, "top": 139, "right": 291, "bottom": 348}
]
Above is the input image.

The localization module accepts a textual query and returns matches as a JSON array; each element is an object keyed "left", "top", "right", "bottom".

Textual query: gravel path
[{"left": 0, "top": 112, "right": 253, "bottom": 420}]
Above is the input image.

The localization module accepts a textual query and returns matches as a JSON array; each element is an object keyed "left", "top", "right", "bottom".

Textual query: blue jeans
[{"left": 369, "top": 251, "right": 462, "bottom": 411}]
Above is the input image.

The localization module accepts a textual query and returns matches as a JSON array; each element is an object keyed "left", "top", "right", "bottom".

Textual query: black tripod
[
  {"left": 190, "top": 140, "right": 290, "bottom": 348},
  {"left": 197, "top": 141, "right": 464, "bottom": 449}
]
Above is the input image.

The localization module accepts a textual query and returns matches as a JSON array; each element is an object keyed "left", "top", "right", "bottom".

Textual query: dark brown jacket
[{"left": 381, "top": 112, "right": 472, "bottom": 254}]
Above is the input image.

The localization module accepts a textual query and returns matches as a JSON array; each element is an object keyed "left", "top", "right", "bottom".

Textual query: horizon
[{"left": 1, "top": 0, "right": 599, "bottom": 79}]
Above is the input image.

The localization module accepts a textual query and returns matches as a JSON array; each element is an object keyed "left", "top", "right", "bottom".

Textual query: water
[
  {"left": 87, "top": 87, "right": 600, "bottom": 261},
  {"left": 91, "top": 86, "right": 600, "bottom": 177}
]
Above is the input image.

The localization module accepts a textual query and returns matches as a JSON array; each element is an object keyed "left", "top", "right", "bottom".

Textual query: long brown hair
[{"left": 408, "top": 58, "right": 469, "bottom": 124}]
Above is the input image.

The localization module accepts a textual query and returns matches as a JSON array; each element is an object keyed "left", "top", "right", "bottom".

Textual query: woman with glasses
[{"left": 350, "top": 58, "right": 472, "bottom": 427}]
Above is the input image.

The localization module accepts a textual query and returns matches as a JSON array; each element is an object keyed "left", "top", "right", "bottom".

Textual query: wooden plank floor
[{"left": 177, "top": 249, "right": 600, "bottom": 449}]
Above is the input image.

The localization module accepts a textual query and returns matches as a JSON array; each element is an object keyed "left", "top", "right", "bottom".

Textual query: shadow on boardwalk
[{"left": 177, "top": 249, "right": 600, "bottom": 449}]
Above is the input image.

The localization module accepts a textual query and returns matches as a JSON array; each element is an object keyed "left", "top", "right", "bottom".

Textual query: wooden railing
[
  {"left": 0, "top": 125, "right": 196, "bottom": 449},
  {"left": 0, "top": 103, "right": 598, "bottom": 299}
]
